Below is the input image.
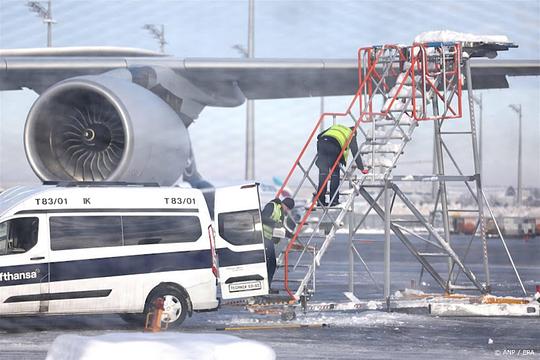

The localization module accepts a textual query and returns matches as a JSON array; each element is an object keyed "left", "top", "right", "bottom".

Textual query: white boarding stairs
[{"left": 275, "top": 43, "right": 464, "bottom": 300}]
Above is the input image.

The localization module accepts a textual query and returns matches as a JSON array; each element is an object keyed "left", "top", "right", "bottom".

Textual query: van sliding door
[{"left": 214, "top": 184, "right": 269, "bottom": 299}]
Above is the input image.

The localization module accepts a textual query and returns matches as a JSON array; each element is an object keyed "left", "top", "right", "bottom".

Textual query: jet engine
[{"left": 24, "top": 73, "right": 191, "bottom": 185}]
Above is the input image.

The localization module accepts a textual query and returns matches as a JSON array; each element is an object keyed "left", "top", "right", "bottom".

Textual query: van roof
[
  {"left": 0, "top": 184, "right": 206, "bottom": 219},
  {"left": 0, "top": 186, "right": 49, "bottom": 218}
]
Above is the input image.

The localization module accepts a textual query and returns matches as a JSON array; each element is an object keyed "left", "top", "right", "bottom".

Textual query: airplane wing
[
  {"left": 2, "top": 47, "right": 539, "bottom": 97},
  {"left": 1, "top": 47, "right": 539, "bottom": 187}
]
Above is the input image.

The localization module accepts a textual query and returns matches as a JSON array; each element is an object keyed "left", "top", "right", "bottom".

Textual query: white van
[{"left": 0, "top": 182, "right": 269, "bottom": 327}]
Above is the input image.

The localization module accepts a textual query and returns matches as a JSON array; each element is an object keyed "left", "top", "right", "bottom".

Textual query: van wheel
[{"left": 145, "top": 286, "right": 188, "bottom": 327}]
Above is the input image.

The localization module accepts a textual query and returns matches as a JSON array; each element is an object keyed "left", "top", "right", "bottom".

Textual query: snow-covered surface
[
  {"left": 430, "top": 303, "right": 540, "bottom": 317},
  {"left": 46, "top": 332, "right": 275, "bottom": 360},
  {"left": 1, "top": 236, "right": 537, "bottom": 360},
  {"left": 394, "top": 288, "right": 426, "bottom": 299},
  {"left": 414, "top": 30, "right": 511, "bottom": 44},
  {"left": 215, "top": 310, "right": 413, "bottom": 328}
]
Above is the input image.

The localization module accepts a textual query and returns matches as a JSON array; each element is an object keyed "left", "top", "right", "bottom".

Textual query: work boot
[
  {"left": 330, "top": 197, "right": 340, "bottom": 207},
  {"left": 312, "top": 193, "right": 327, "bottom": 207}
]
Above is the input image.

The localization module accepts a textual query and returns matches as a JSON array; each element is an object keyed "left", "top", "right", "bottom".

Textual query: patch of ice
[
  {"left": 403, "top": 288, "right": 425, "bottom": 297},
  {"left": 414, "top": 30, "right": 511, "bottom": 44},
  {"left": 367, "top": 300, "right": 379, "bottom": 310},
  {"left": 46, "top": 332, "right": 275, "bottom": 360},
  {"left": 297, "top": 311, "right": 408, "bottom": 328}
]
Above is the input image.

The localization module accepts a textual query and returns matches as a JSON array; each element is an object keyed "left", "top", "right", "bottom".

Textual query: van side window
[
  {"left": 123, "top": 216, "right": 202, "bottom": 245},
  {"left": 0, "top": 217, "right": 39, "bottom": 255},
  {"left": 218, "top": 210, "right": 263, "bottom": 246},
  {"left": 50, "top": 216, "right": 122, "bottom": 250}
]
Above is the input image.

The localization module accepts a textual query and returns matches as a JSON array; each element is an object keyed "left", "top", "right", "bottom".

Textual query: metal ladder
[{"left": 273, "top": 42, "right": 466, "bottom": 300}]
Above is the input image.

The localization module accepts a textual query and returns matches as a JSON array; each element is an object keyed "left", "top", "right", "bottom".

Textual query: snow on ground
[
  {"left": 394, "top": 288, "right": 426, "bottom": 298},
  {"left": 46, "top": 332, "right": 275, "bottom": 360},
  {"left": 430, "top": 303, "right": 540, "bottom": 317},
  {"left": 414, "top": 30, "right": 511, "bottom": 44},
  {"left": 210, "top": 310, "right": 422, "bottom": 329}
]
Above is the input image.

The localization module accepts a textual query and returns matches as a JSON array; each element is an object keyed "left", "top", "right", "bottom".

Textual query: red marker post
[{"left": 145, "top": 298, "right": 165, "bottom": 332}]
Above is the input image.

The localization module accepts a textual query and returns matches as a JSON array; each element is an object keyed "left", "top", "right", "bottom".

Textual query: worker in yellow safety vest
[
  {"left": 316, "top": 124, "right": 366, "bottom": 206},
  {"left": 261, "top": 197, "right": 295, "bottom": 286}
]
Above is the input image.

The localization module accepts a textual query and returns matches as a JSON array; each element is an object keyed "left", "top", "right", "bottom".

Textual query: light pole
[
  {"left": 509, "top": 104, "right": 522, "bottom": 207},
  {"left": 320, "top": 97, "right": 325, "bottom": 132},
  {"left": 143, "top": 24, "right": 167, "bottom": 53},
  {"left": 233, "top": 0, "right": 255, "bottom": 180},
  {"left": 472, "top": 94, "right": 483, "bottom": 180},
  {"left": 27, "top": 0, "right": 55, "bottom": 47}
]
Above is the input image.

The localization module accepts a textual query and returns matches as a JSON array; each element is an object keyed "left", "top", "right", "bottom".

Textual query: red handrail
[{"left": 276, "top": 46, "right": 388, "bottom": 199}]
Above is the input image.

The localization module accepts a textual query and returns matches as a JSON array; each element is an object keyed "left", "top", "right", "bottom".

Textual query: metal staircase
[{"left": 271, "top": 42, "right": 485, "bottom": 301}]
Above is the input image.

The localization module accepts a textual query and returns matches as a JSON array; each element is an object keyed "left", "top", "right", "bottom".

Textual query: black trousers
[
  {"left": 264, "top": 235, "right": 277, "bottom": 285},
  {"left": 316, "top": 137, "right": 342, "bottom": 204}
]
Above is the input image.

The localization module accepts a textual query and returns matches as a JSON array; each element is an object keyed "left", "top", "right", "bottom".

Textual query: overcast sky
[{"left": 0, "top": 0, "right": 539, "bottom": 189}]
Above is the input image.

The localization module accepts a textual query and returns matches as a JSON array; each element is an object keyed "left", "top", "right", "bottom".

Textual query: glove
[{"left": 361, "top": 169, "right": 369, "bottom": 174}]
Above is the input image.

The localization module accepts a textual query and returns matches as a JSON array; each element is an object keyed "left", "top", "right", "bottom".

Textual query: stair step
[
  {"left": 277, "top": 264, "right": 311, "bottom": 269},
  {"left": 383, "top": 99, "right": 421, "bottom": 113},
  {"left": 309, "top": 204, "right": 349, "bottom": 211},
  {"left": 395, "top": 72, "right": 436, "bottom": 86},
  {"left": 376, "top": 113, "right": 414, "bottom": 124},
  {"left": 367, "top": 164, "right": 395, "bottom": 169},
  {"left": 364, "top": 154, "right": 396, "bottom": 167},
  {"left": 365, "top": 129, "right": 388, "bottom": 138},
  {"left": 283, "top": 247, "right": 316, "bottom": 253},
  {"left": 360, "top": 149, "right": 403, "bottom": 155},
  {"left": 403, "top": 60, "right": 441, "bottom": 73},
  {"left": 360, "top": 143, "right": 402, "bottom": 154},
  {"left": 273, "top": 278, "right": 305, "bottom": 284},
  {"left": 392, "top": 219, "right": 423, "bottom": 225},
  {"left": 375, "top": 120, "right": 413, "bottom": 127},
  {"left": 395, "top": 73, "right": 422, "bottom": 86},
  {"left": 365, "top": 141, "right": 392, "bottom": 146},
  {"left": 367, "top": 135, "right": 405, "bottom": 140},
  {"left": 388, "top": 85, "right": 423, "bottom": 98},
  {"left": 418, "top": 253, "right": 450, "bottom": 257}
]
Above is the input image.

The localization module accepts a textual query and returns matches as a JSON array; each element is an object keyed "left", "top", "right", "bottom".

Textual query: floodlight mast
[
  {"left": 233, "top": 0, "right": 255, "bottom": 181},
  {"left": 143, "top": 24, "right": 166, "bottom": 53},
  {"left": 27, "top": 0, "right": 55, "bottom": 47},
  {"left": 509, "top": 104, "right": 523, "bottom": 207}
]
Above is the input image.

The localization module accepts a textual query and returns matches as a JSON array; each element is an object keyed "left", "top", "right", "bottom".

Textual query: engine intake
[{"left": 24, "top": 74, "right": 190, "bottom": 185}]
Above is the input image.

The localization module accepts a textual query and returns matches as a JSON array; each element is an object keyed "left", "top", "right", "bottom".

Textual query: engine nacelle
[{"left": 24, "top": 74, "right": 190, "bottom": 185}]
